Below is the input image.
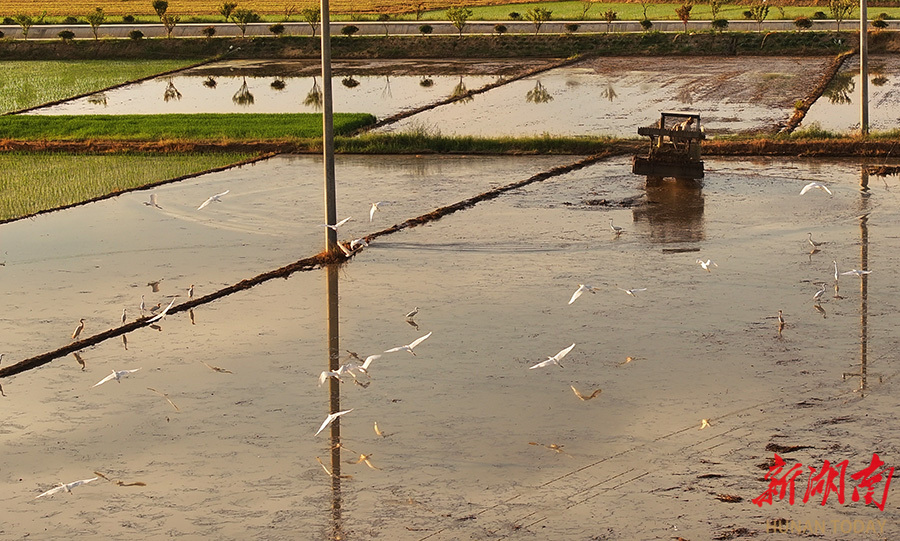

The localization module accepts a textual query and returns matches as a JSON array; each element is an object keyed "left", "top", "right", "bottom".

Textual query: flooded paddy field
[
  {"left": 3, "top": 154, "right": 900, "bottom": 539},
  {"left": 24, "top": 59, "right": 550, "bottom": 118},
  {"left": 22, "top": 56, "right": 871, "bottom": 137},
  {"left": 802, "top": 55, "right": 900, "bottom": 134},
  {"left": 379, "top": 56, "right": 834, "bottom": 137}
]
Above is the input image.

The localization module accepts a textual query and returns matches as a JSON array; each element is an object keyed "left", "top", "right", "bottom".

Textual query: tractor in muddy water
[{"left": 632, "top": 111, "right": 705, "bottom": 182}]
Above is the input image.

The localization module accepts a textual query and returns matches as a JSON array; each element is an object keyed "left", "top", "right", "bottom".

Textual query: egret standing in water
[
  {"left": 121, "top": 308, "right": 127, "bottom": 324},
  {"left": 813, "top": 283, "right": 827, "bottom": 303},
  {"left": 72, "top": 319, "right": 85, "bottom": 340},
  {"left": 609, "top": 218, "right": 624, "bottom": 236},
  {"left": 807, "top": 233, "right": 825, "bottom": 248}
]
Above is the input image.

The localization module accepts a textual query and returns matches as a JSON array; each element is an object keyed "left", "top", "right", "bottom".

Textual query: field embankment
[
  {"left": 0, "top": 113, "right": 376, "bottom": 140},
  {"left": 5, "top": 30, "right": 899, "bottom": 60}
]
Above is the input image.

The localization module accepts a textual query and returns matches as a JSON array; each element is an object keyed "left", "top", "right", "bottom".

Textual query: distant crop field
[{"left": 0, "top": 0, "right": 528, "bottom": 17}]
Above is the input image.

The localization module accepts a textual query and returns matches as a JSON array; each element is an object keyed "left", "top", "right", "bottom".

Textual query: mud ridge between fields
[{"left": 0, "top": 147, "right": 625, "bottom": 380}]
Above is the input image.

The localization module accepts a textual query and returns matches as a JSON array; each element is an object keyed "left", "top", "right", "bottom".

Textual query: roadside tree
[
  {"left": 748, "top": 0, "right": 769, "bottom": 32},
  {"left": 232, "top": 8, "right": 261, "bottom": 37},
  {"left": 86, "top": 7, "right": 106, "bottom": 40},
  {"left": 828, "top": 0, "right": 855, "bottom": 31},
  {"left": 603, "top": 10, "right": 617, "bottom": 33},
  {"left": 300, "top": 7, "right": 321, "bottom": 37},
  {"left": 446, "top": 7, "right": 472, "bottom": 37},
  {"left": 525, "top": 7, "right": 552, "bottom": 35},
  {"left": 219, "top": 2, "right": 238, "bottom": 21},
  {"left": 14, "top": 13, "right": 43, "bottom": 39},
  {"left": 675, "top": 3, "right": 692, "bottom": 33}
]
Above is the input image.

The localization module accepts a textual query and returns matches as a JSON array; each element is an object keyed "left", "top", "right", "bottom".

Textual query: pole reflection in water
[
  {"left": 326, "top": 263, "right": 344, "bottom": 540},
  {"left": 842, "top": 167, "right": 880, "bottom": 395},
  {"left": 632, "top": 177, "right": 705, "bottom": 243}
]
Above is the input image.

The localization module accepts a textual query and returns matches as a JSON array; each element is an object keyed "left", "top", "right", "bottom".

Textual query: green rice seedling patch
[
  {"left": 0, "top": 60, "right": 200, "bottom": 114},
  {"left": 0, "top": 152, "right": 249, "bottom": 221},
  {"left": 0, "top": 113, "right": 376, "bottom": 140}
]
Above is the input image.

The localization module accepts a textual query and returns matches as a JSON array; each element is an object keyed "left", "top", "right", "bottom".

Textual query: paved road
[{"left": 0, "top": 19, "right": 883, "bottom": 40}]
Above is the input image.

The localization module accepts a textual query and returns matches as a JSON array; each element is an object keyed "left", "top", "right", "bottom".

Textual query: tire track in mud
[{"left": 0, "top": 146, "right": 630, "bottom": 380}]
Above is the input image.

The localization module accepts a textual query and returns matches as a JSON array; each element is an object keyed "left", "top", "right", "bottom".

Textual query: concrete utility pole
[
  {"left": 860, "top": 0, "right": 869, "bottom": 136},
  {"left": 321, "top": 0, "right": 337, "bottom": 251}
]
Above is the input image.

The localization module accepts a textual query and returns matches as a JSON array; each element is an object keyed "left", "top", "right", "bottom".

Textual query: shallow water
[
  {"left": 25, "top": 56, "right": 836, "bottom": 138},
  {"left": 801, "top": 55, "right": 900, "bottom": 133},
  {"left": 379, "top": 56, "right": 832, "bottom": 137},
  {"left": 3, "top": 155, "right": 900, "bottom": 539},
  {"left": 26, "top": 73, "right": 500, "bottom": 118}
]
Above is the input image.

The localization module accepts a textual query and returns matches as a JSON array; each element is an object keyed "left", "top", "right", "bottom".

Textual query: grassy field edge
[
  {"left": 0, "top": 113, "right": 377, "bottom": 140},
  {"left": 3, "top": 30, "right": 891, "bottom": 60}
]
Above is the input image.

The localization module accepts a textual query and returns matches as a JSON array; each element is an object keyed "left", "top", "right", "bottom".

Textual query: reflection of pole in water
[
  {"left": 843, "top": 171, "right": 879, "bottom": 394},
  {"left": 325, "top": 264, "right": 344, "bottom": 539}
]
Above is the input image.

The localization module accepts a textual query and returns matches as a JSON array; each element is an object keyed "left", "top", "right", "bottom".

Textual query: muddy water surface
[
  {"left": 3, "top": 155, "right": 900, "bottom": 539},
  {"left": 24, "top": 56, "right": 841, "bottom": 138},
  {"left": 379, "top": 57, "right": 832, "bottom": 137}
]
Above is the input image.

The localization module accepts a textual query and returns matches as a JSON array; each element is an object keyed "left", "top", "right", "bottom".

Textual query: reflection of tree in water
[
  {"left": 419, "top": 75, "right": 434, "bottom": 88},
  {"left": 601, "top": 83, "right": 617, "bottom": 102},
  {"left": 163, "top": 80, "right": 182, "bottom": 102},
  {"left": 232, "top": 78, "right": 255, "bottom": 106},
  {"left": 450, "top": 76, "right": 473, "bottom": 104},
  {"left": 203, "top": 76, "right": 217, "bottom": 88},
  {"left": 304, "top": 77, "right": 323, "bottom": 110},
  {"left": 526, "top": 80, "right": 553, "bottom": 103},
  {"left": 341, "top": 75, "right": 360, "bottom": 88},
  {"left": 824, "top": 71, "right": 855, "bottom": 105},
  {"left": 87, "top": 92, "right": 108, "bottom": 106},
  {"left": 870, "top": 63, "right": 888, "bottom": 87},
  {"left": 271, "top": 78, "right": 286, "bottom": 90}
]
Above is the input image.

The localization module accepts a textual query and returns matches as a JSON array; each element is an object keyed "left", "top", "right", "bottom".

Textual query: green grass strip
[
  {"left": 336, "top": 133, "right": 622, "bottom": 154},
  {"left": 0, "top": 60, "right": 201, "bottom": 114},
  {"left": 0, "top": 113, "right": 376, "bottom": 141},
  {"left": 0, "top": 152, "right": 251, "bottom": 221}
]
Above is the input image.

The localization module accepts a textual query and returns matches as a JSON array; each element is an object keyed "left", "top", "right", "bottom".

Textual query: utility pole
[
  {"left": 860, "top": 0, "right": 869, "bottom": 136},
  {"left": 321, "top": 0, "right": 337, "bottom": 252}
]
